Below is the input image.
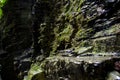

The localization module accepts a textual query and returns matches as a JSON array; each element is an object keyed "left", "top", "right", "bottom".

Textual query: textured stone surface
[
  {"left": 26, "top": 0, "right": 120, "bottom": 80},
  {"left": 32, "top": 0, "right": 120, "bottom": 55},
  {"left": 1, "top": 0, "right": 120, "bottom": 80},
  {"left": 27, "top": 56, "right": 120, "bottom": 80}
]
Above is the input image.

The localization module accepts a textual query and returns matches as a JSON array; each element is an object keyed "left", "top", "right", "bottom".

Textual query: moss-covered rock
[
  {"left": 34, "top": 0, "right": 120, "bottom": 55},
  {"left": 27, "top": 56, "right": 120, "bottom": 80},
  {"left": 35, "top": 0, "right": 90, "bottom": 55},
  {"left": 24, "top": 63, "right": 46, "bottom": 80},
  {"left": 1, "top": 0, "right": 120, "bottom": 79}
]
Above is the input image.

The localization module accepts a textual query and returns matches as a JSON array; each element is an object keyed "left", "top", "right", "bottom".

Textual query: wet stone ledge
[{"left": 29, "top": 56, "right": 120, "bottom": 80}]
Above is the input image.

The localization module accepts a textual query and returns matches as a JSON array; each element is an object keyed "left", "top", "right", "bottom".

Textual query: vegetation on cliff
[
  {"left": 34, "top": 0, "right": 120, "bottom": 56},
  {"left": 0, "top": 0, "right": 120, "bottom": 80},
  {"left": 27, "top": 0, "right": 120, "bottom": 80}
]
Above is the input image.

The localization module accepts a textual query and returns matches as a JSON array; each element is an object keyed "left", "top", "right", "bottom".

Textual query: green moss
[
  {"left": 51, "top": 24, "right": 73, "bottom": 53},
  {"left": 58, "top": 24, "right": 73, "bottom": 41},
  {"left": 31, "top": 72, "right": 46, "bottom": 80},
  {"left": 25, "top": 63, "right": 45, "bottom": 80},
  {"left": 37, "top": 0, "right": 87, "bottom": 55},
  {"left": 92, "top": 42, "right": 103, "bottom": 53},
  {"left": 75, "top": 28, "right": 93, "bottom": 40}
]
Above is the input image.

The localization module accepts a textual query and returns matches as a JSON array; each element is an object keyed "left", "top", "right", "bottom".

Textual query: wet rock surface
[
  {"left": 28, "top": 56, "right": 120, "bottom": 80},
  {"left": 30, "top": 0, "right": 120, "bottom": 55},
  {"left": 0, "top": 0, "right": 120, "bottom": 80},
  {"left": 26, "top": 0, "right": 120, "bottom": 80}
]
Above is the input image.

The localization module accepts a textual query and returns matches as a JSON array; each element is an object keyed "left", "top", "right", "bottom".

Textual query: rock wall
[
  {"left": 27, "top": 0, "right": 120, "bottom": 80},
  {"left": 1, "top": 0, "right": 33, "bottom": 52},
  {"left": 0, "top": 0, "right": 120, "bottom": 80},
  {"left": 0, "top": 0, "right": 33, "bottom": 80},
  {"left": 34, "top": 0, "right": 120, "bottom": 56},
  {"left": 27, "top": 56, "right": 120, "bottom": 80}
]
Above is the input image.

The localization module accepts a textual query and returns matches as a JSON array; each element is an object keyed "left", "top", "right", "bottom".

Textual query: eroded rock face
[
  {"left": 32, "top": 0, "right": 120, "bottom": 55},
  {"left": 26, "top": 0, "right": 120, "bottom": 80},
  {"left": 27, "top": 56, "right": 120, "bottom": 80},
  {"left": 1, "top": 0, "right": 120, "bottom": 80}
]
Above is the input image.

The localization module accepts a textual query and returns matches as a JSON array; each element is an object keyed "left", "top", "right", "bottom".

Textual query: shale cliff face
[
  {"left": 27, "top": 57, "right": 120, "bottom": 80},
  {"left": 33, "top": 0, "right": 120, "bottom": 55},
  {"left": 27, "top": 0, "right": 120, "bottom": 80},
  {"left": 26, "top": 0, "right": 120, "bottom": 80},
  {"left": 0, "top": 0, "right": 120, "bottom": 80}
]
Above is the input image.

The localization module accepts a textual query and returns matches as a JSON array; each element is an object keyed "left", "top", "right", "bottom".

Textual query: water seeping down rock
[{"left": 0, "top": 0, "right": 120, "bottom": 80}]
